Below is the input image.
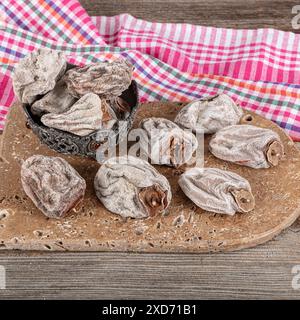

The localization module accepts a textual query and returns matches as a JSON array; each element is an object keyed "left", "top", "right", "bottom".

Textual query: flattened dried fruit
[
  {"left": 41, "top": 93, "right": 116, "bottom": 136},
  {"left": 140, "top": 118, "right": 198, "bottom": 168},
  {"left": 64, "top": 59, "right": 134, "bottom": 98},
  {"left": 21, "top": 155, "right": 86, "bottom": 218},
  {"left": 12, "top": 49, "right": 66, "bottom": 104},
  {"left": 174, "top": 94, "right": 243, "bottom": 134},
  {"left": 209, "top": 124, "right": 284, "bottom": 168},
  {"left": 94, "top": 156, "right": 172, "bottom": 219},
  {"left": 178, "top": 167, "right": 255, "bottom": 215},
  {"left": 31, "top": 79, "right": 77, "bottom": 116}
]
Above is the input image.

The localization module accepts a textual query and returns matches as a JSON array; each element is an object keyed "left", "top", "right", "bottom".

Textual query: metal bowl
[{"left": 23, "top": 80, "right": 139, "bottom": 159}]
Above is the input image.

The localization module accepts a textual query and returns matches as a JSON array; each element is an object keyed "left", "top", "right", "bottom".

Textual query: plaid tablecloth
[{"left": 1, "top": 1, "right": 300, "bottom": 140}]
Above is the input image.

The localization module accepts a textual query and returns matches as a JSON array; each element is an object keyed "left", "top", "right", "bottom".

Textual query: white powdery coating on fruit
[
  {"left": 94, "top": 156, "right": 172, "bottom": 219},
  {"left": 21, "top": 155, "right": 86, "bottom": 219},
  {"left": 64, "top": 58, "right": 133, "bottom": 98},
  {"left": 174, "top": 94, "right": 243, "bottom": 134},
  {"left": 12, "top": 49, "right": 67, "bottom": 104},
  {"left": 209, "top": 124, "right": 283, "bottom": 169},
  {"left": 41, "top": 93, "right": 105, "bottom": 136},
  {"left": 31, "top": 79, "right": 77, "bottom": 116},
  {"left": 178, "top": 167, "right": 252, "bottom": 215},
  {"left": 139, "top": 117, "right": 198, "bottom": 167}
]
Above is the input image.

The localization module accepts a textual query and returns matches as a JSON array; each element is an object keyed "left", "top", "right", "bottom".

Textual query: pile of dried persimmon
[{"left": 13, "top": 50, "right": 284, "bottom": 220}]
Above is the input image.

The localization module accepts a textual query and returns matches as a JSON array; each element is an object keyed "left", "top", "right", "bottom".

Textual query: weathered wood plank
[
  {"left": 80, "top": 0, "right": 298, "bottom": 32},
  {"left": 0, "top": 226, "right": 299, "bottom": 299}
]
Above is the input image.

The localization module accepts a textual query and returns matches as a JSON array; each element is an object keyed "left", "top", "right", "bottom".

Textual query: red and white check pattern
[{"left": 93, "top": 14, "right": 300, "bottom": 83}]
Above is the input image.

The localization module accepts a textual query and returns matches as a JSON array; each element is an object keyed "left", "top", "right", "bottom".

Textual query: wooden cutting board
[{"left": 1, "top": 102, "right": 300, "bottom": 253}]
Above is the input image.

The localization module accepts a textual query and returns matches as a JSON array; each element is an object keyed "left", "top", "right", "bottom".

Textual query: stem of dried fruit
[
  {"left": 229, "top": 188, "right": 255, "bottom": 213},
  {"left": 139, "top": 184, "right": 167, "bottom": 217},
  {"left": 266, "top": 140, "right": 284, "bottom": 167}
]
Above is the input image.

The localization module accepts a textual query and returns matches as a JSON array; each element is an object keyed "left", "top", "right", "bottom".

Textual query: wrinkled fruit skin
[
  {"left": 174, "top": 94, "right": 243, "bottom": 134},
  {"left": 41, "top": 93, "right": 116, "bottom": 136},
  {"left": 12, "top": 49, "right": 66, "bottom": 104},
  {"left": 209, "top": 124, "right": 284, "bottom": 169},
  {"left": 64, "top": 59, "right": 134, "bottom": 99},
  {"left": 31, "top": 79, "right": 77, "bottom": 116},
  {"left": 21, "top": 155, "right": 86, "bottom": 219},
  {"left": 94, "top": 156, "right": 172, "bottom": 219},
  {"left": 140, "top": 117, "right": 198, "bottom": 168},
  {"left": 178, "top": 167, "right": 255, "bottom": 215}
]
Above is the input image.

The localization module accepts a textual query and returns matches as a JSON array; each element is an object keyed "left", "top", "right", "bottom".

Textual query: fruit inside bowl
[{"left": 12, "top": 49, "right": 139, "bottom": 159}]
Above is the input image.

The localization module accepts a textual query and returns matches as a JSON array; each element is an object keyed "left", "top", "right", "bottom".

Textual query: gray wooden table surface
[{"left": 1, "top": 0, "right": 300, "bottom": 300}]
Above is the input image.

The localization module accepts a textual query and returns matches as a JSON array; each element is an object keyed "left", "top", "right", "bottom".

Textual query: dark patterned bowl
[{"left": 23, "top": 80, "right": 139, "bottom": 159}]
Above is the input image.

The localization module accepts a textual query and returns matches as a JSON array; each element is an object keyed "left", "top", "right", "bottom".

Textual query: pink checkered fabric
[
  {"left": 93, "top": 14, "right": 300, "bottom": 83},
  {"left": 1, "top": 2, "right": 300, "bottom": 140}
]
